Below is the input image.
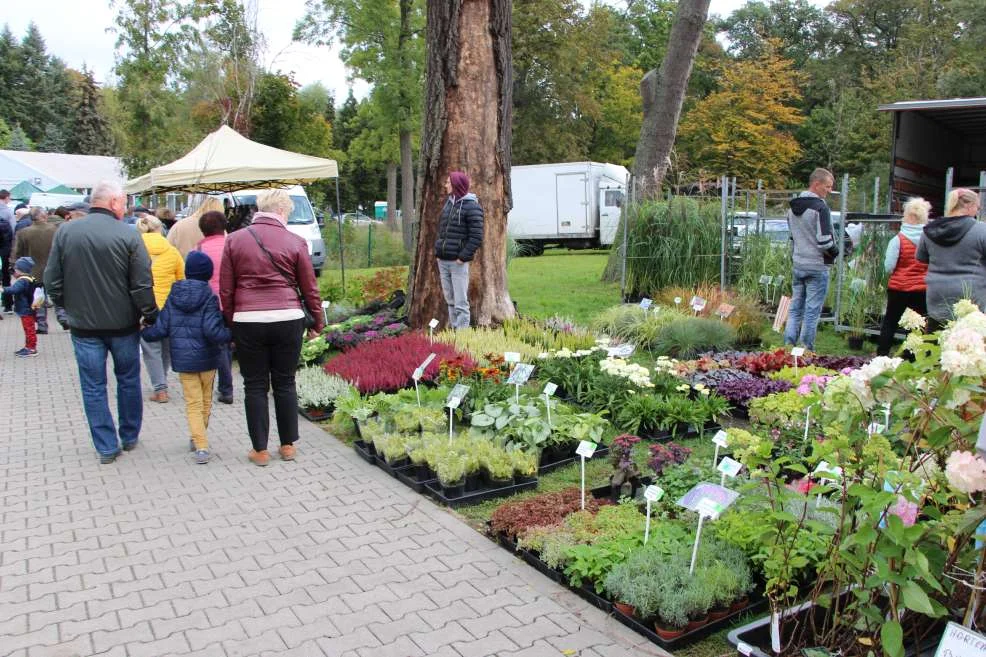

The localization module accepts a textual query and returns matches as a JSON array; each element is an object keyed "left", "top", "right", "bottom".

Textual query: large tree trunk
[
  {"left": 386, "top": 161, "right": 398, "bottom": 230},
  {"left": 407, "top": 0, "right": 514, "bottom": 329},
  {"left": 601, "top": 0, "right": 710, "bottom": 283},
  {"left": 400, "top": 129, "right": 415, "bottom": 249}
]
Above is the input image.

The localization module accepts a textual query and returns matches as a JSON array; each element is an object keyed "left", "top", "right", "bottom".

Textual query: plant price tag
[
  {"left": 736, "top": 642, "right": 754, "bottom": 657},
  {"left": 446, "top": 397, "right": 461, "bottom": 410},
  {"left": 934, "top": 621, "right": 986, "bottom": 657},
  {"left": 504, "top": 351, "right": 521, "bottom": 364},
  {"left": 759, "top": 275, "right": 773, "bottom": 286},
  {"left": 543, "top": 382, "right": 558, "bottom": 396},
  {"left": 644, "top": 485, "right": 664, "bottom": 502},
  {"left": 695, "top": 498, "right": 724, "bottom": 520},
  {"left": 639, "top": 298, "right": 652, "bottom": 311},
  {"left": 506, "top": 363, "right": 535, "bottom": 386},
  {"left": 447, "top": 384, "right": 470, "bottom": 409},
  {"left": 867, "top": 422, "right": 886, "bottom": 435},
  {"left": 413, "top": 353, "right": 437, "bottom": 381},
  {"left": 673, "top": 296, "right": 682, "bottom": 305},
  {"left": 690, "top": 296, "right": 707, "bottom": 312},
  {"left": 812, "top": 460, "right": 842, "bottom": 480},
  {"left": 716, "top": 303, "right": 735, "bottom": 318},
  {"left": 428, "top": 318, "right": 439, "bottom": 329},
  {"left": 850, "top": 277, "right": 868, "bottom": 293},
  {"left": 712, "top": 430, "right": 729, "bottom": 448},
  {"left": 717, "top": 457, "right": 742, "bottom": 478},
  {"left": 791, "top": 347, "right": 805, "bottom": 357},
  {"left": 575, "top": 441, "right": 597, "bottom": 459},
  {"left": 606, "top": 343, "right": 635, "bottom": 358}
]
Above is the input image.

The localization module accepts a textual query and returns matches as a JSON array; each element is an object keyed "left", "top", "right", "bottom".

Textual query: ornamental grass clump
[
  {"left": 652, "top": 317, "right": 737, "bottom": 359},
  {"left": 434, "top": 327, "right": 540, "bottom": 362}
]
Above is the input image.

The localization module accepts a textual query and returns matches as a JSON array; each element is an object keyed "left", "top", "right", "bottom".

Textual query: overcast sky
[{"left": 5, "top": 0, "right": 825, "bottom": 103}]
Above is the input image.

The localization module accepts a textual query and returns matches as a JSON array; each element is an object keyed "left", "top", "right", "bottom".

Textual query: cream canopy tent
[{"left": 124, "top": 125, "right": 339, "bottom": 194}]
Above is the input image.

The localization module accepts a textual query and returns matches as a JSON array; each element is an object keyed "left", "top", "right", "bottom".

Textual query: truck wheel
[
  {"left": 314, "top": 267, "right": 322, "bottom": 278},
  {"left": 517, "top": 241, "right": 544, "bottom": 257}
]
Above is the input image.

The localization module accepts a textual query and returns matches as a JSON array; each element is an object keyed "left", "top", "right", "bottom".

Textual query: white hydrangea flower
[
  {"left": 952, "top": 309, "right": 986, "bottom": 338},
  {"left": 946, "top": 387, "right": 972, "bottom": 409},
  {"left": 940, "top": 326, "right": 986, "bottom": 378},
  {"left": 899, "top": 308, "right": 927, "bottom": 331},
  {"left": 953, "top": 299, "right": 980, "bottom": 319},
  {"left": 902, "top": 333, "right": 925, "bottom": 353}
]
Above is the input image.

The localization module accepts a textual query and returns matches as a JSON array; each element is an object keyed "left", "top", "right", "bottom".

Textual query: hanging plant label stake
[
  {"left": 575, "top": 440, "right": 598, "bottom": 510},
  {"left": 643, "top": 485, "right": 664, "bottom": 544},
  {"left": 446, "top": 384, "right": 470, "bottom": 442},
  {"left": 639, "top": 298, "right": 652, "bottom": 313},
  {"left": 506, "top": 363, "right": 535, "bottom": 403},
  {"left": 543, "top": 382, "right": 557, "bottom": 426},
  {"left": 712, "top": 429, "right": 729, "bottom": 466},
  {"left": 321, "top": 300, "right": 330, "bottom": 326},
  {"left": 428, "top": 318, "right": 439, "bottom": 341},
  {"left": 412, "top": 353, "right": 437, "bottom": 407},
  {"left": 791, "top": 346, "right": 804, "bottom": 376},
  {"left": 717, "top": 456, "right": 742, "bottom": 487},
  {"left": 935, "top": 621, "right": 986, "bottom": 656}
]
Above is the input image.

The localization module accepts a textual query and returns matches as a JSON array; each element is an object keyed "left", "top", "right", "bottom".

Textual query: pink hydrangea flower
[
  {"left": 945, "top": 451, "right": 986, "bottom": 494},
  {"left": 888, "top": 495, "right": 918, "bottom": 527}
]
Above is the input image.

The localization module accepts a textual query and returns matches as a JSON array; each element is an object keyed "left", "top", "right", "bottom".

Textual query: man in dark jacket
[
  {"left": 0, "top": 189, "right": 13, "bottom": 314},
  {"left": 44, "top": 180, "right": 159, "bottom": 464},
  {"left": 14, "top": 208, "right": 58, "bottom": 333},
  {"left": 434, "top": 171, "right": 484, "bottom": 329},
  {"left": 784, "top": 168, "right": 837, "bottom": 351}
]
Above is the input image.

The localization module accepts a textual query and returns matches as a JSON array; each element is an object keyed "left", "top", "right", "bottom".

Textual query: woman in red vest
[{"left": 877, "top": 197, "right": 931, "bottom": 355}]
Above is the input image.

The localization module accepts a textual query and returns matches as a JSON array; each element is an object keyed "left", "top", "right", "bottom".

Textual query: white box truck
[{"left": 508, "top": 161, "right": 629, "bottom": 255}]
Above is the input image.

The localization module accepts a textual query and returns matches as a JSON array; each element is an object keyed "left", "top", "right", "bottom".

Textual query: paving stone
[
  {"left": 150, "top": 609, "right": 211, "bottom": 640},
  {"left": 314, "top": 626, "right": 381, "bottom": 655},
  {"left": 409, "top": 620, "right": 474, "bottom": 653},
  {"left": 501, "top": 616, "right": 567, "bottom": 648},
  {"left": 452, "top": 628, "right": 522, "bottom": 656},
  {"left": 125, "top": 632, "right": 191, "bottom": 657},
  {"left": 184, "top": 619, "right": 248, "bottom": 651}
]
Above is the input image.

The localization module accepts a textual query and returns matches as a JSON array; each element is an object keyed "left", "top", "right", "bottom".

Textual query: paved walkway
[{"left": 0, "top": 315, "right": 666, "bottom": 657}]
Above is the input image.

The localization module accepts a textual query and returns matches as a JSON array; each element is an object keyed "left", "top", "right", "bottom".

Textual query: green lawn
[{"left": 507, "top": 250, "right": 621, "bottom": 324}]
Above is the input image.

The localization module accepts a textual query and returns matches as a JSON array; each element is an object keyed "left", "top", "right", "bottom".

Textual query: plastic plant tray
[{"left": 424, "top": 478, "right": 538, "bottom": 508}]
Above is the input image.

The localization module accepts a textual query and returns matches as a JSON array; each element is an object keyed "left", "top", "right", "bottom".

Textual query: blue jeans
[
  {"left": 784, "top": 268, "right": 829, "bottom": 351},
  {"left": 71, "top": 332, "right": 143, "bottom": 457},
  {"left": 216, "top": 342, "right": 234, "bottom": 398}
]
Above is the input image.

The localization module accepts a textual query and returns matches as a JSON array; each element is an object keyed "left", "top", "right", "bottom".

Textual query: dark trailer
[{"left": 879, "top": 97, "right": 986, "bottom": 216}]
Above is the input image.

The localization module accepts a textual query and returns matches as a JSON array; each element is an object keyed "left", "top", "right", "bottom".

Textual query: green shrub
[{"left": 652, "top": 317, "right": 737, "bottom": 358}]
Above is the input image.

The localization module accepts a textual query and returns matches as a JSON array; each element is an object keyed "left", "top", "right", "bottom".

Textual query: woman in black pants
[
  {"left": 219, "top": 189, "right": 324, "bottom": 466},
  {"left": 877, "top": 197, "right": 930, "bottom": 355}
]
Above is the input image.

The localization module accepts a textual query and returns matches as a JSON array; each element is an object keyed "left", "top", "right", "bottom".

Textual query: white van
[{"left": 223, "top": 185, "right": 326, "bottom": 275}]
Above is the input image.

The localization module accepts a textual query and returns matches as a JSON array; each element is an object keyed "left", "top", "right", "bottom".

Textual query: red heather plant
[
  {"left": 490, "top": 487, "right": 608, "bottom": 539},
  {"left": 610, "top": 434, "right": 642, "bottom": 485},
  {"left": 323, "top": 333, "right": 474, "bottom": 394}
]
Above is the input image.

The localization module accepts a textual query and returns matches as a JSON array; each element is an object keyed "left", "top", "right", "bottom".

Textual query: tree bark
[
  {"left": 601, "top": 0, "right": 710, "bottom": 283},
  {"left": 408, "top": 0, "right": 515, "bottom": 329},
  {"left": 386, "top": 161, "right": 398, "bottom": 229},
  {"left": 632, "top": 0, "right": 710, "bottom": 200},
  {"left": 400, "top": 129, "right": 415, "bottom": 248}
]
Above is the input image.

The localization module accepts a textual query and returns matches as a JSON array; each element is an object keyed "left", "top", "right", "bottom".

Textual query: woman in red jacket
[
  {"left": 877, "top": 197, "right": 930, "bottom": 355},
  {"left": 219, "top": 189, "right": 324, "bottom": 466}
]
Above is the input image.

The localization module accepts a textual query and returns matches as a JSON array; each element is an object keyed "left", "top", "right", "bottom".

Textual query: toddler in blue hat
[{"left": 3, "top": 256, "right": 40, "bottom": 357}]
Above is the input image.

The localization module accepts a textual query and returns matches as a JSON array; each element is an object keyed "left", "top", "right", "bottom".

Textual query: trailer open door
[{"left": 556, "top": 172, "right": 589, "bottom": 235}]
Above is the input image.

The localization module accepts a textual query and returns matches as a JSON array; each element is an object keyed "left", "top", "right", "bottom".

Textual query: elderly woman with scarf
[{"left": 434, "top": 171, "right": 484, "bottom": 329}]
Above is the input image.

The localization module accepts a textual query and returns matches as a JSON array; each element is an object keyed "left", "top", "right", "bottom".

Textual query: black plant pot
[
  {"left": 848, "top": 335, "right": 865, "bottom": 350},
  {"left": 441, "top": 480, "right": 465, "bottom": 498},
  {"left": 488, "top": 475, "right": 515, "bottom": 489},
  {"left": 465, "top": 472, "right": 483, "bottom": 492},
  {"left": 352, "top": 418, "right": 363, "bottom": 440}
]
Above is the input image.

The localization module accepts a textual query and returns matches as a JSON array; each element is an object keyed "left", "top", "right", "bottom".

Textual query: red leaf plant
[
  {"left": 490, "top": 487, "right": 609, "bottom": 540},
  {"left": 323, "top": 333, "right": 475, "bottom": 394}
]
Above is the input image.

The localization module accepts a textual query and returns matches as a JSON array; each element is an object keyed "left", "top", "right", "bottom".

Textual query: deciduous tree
[{"left": 408, "top": 0, "right": 515, "bottom": 329}]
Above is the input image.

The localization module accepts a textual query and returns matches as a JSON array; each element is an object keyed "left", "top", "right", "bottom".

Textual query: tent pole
[{"left": 335, "top": 176, "right": 345, "bottom": 294}]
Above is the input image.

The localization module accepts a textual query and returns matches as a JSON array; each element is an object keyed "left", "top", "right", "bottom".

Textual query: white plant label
[
  {"left": 447, "top": 384, "right": 470, "bottom": 409},
  {"left": 639, "top": 298, "right": 652, "bottom": 311},
  {"left": 321, "top": 300, "right": 330, "bottom": 308},
  {"left": 543, "top": 382, "right": 558, "bottom": 396},
  {"left": 446, "top": 397, "right": 461, "bottom": 410},
  {"left": 850, "top": 277, "right": 868, "bottom": 293},
  {"left": 504, "top": 351, "right": 521, "bottom": 364},
  {"left": 759, "top": 275, "right": 773, "bottom": 286},
  {"left": 717, "top": 457, "right": 742, "bottom": 478},
  {"left": 575, "top": 441, "right": 598, "bottom": 458},
  {"left": 644, "top": 485, "right": 664, "bottom": 502},
  {"left": 791, "top": 347, "right": 805, "bottom": 357},
  {"left": 674, "top": 296, "right": 682, "bottom": 305},
  {"left": 868, "top": 422, "right": 886, "bottom": 436},
  {"left": 736, "top": 642, "right": 754, "bottom": 657},
  {"left": 696, "top": 498, "right": 724, "bottom": 520},
  {"left": 428, "top": 318, "right": 439, "bottom": 329},
  {"left": 690, "top": 296, "right": 707, "bottom": 312},
  {"left": 712, "top": 430, "right": 729, "bottom": 448},
  {"left": 506, "top": 363, "right": 535, "bottom": 386},
  {"left": 606, "top": 343, "right": 635, "bottom": 358},
  {"left": 812, "top": 460, "right": 843, "bottom": 480},
  {"left": 935, "top": 621, "right": 986, "bottom": 657},
  {"left": 412, "top": 367, "right": 425, "bottom": 382}
]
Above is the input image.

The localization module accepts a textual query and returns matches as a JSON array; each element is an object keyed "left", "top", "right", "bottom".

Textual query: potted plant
[
  {"left": 334, "top": 387, "right": 375, "bottom": 438},
  {"left": 435, "top": 454, "right": 466, "bottom": 498},
  {"left": 483, "top": 451, "right": 515, "bottom": 488},
  {"left": 648, "top": 442, "right": 691, "bottom": 479},
  {"left": 653, "top": 587, "right": 689, "bottom": 640},
  {"left": 510, "top": 450, "right": 538, "bottom": 484},
  {"left": 844, "top": 290, "right": 867, "bottom": 350},
  {"left": 608, "top": 434, "right": 642, "bottom": 502}
]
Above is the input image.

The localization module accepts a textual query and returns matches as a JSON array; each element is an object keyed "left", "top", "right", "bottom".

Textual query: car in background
[{"left": 341, "top": 211, "right": 381, "bottom": 225}]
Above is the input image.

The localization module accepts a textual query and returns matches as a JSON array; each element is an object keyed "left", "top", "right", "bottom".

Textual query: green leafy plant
[{"left": 296, "top": 367, "right": 352, "bottom": 410}]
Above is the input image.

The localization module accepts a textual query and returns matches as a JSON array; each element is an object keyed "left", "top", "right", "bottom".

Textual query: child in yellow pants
[{"left": 141, "top": 251, "right": 231, "bottom": 463}]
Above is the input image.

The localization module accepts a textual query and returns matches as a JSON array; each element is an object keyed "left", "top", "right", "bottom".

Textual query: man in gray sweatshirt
[{"left": 784, "top": 168, "right": 839, "bottom": 351}]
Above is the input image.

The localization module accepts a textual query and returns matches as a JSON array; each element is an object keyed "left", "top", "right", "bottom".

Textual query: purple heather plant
[
  {"left": 610, "top": 434, "right": 642, "bottom": 485},
  {"left": 715, "top": 377, "right": 793, "bottom": 410},
  {"left": 804, "top": 354, "right": 870, "bottom": 370}
]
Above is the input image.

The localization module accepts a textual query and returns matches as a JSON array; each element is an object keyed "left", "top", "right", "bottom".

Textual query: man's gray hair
[
  {"left": 808, "top": 168, "right": 834, "bottom": 185},
  {"left": 29, "top": 206, "right": 46, "bottom": 222},
  {"left": 90, "top": 180, "right": 125, "bottom": 204}
]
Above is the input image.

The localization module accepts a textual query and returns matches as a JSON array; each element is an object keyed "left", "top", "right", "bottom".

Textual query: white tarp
[{"left": 124, "top": 125, "right": 338, "bottom": 194}]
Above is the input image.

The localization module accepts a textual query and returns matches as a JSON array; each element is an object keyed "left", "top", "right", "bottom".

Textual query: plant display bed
[
  {"left": 298, "top": 406, "right": 333, "bottom": 422},
  {"left": 352, "top": 439, "right": 376, "bottom": 464},
  {"left": 537, "top": 446, "right": 610, "bottom": 474},
  {"left": 424, "top": 478, "right": 538, "bottom": 508},
  {"left": 613, "top": 595, "right": 767, "bottom": 650},
  {"left": 726, "top": 597, "right": 943, "bottom": 657},
  {"left": 394, "top": 463, "right": 436, "bottom": 494}
]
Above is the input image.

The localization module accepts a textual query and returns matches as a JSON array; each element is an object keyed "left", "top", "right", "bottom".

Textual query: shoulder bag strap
[{"left": 245, "top": 227, "right": 305, "bottom": 305}]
